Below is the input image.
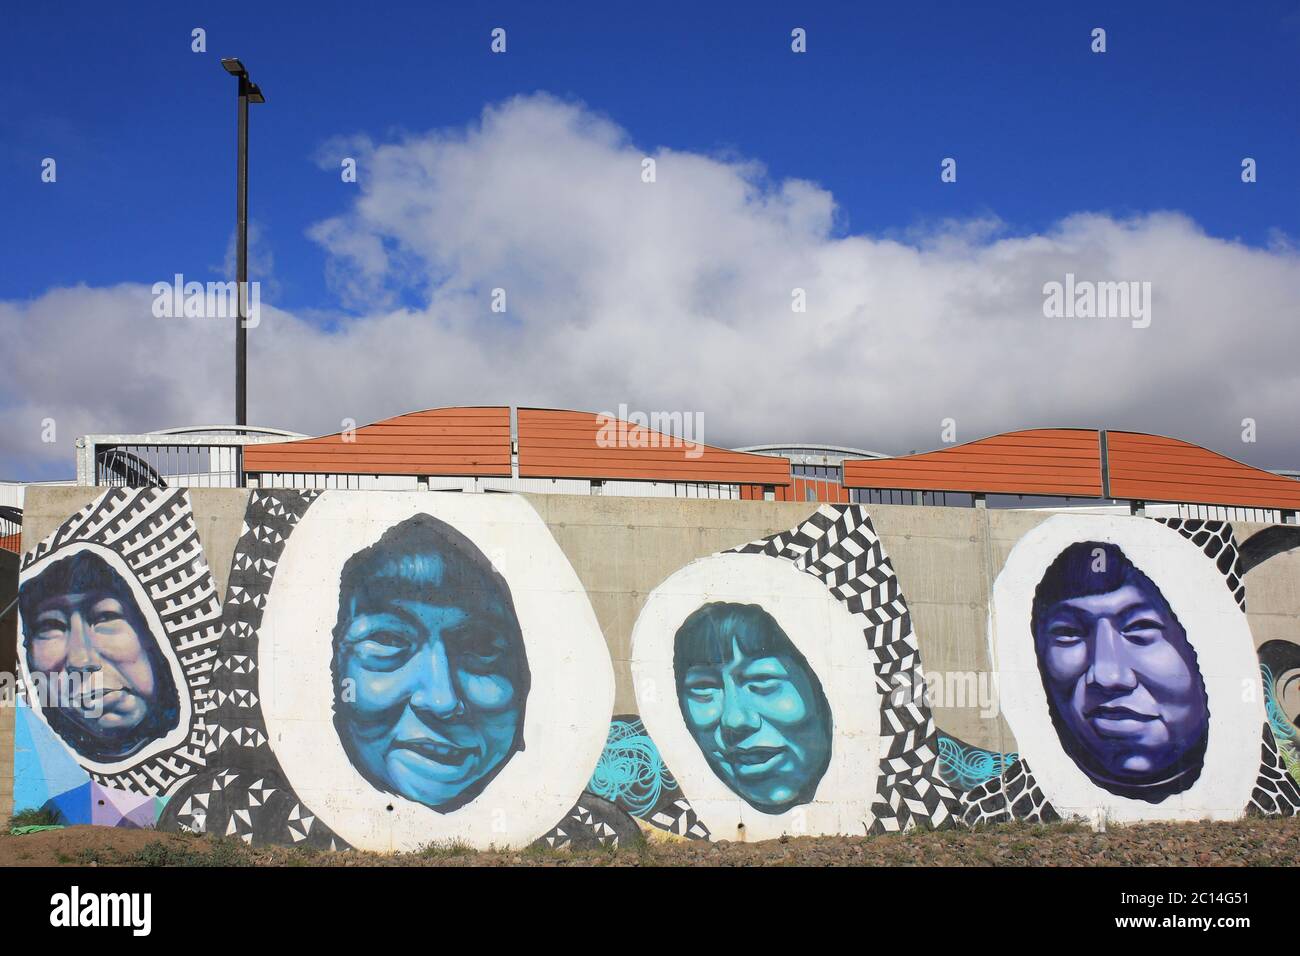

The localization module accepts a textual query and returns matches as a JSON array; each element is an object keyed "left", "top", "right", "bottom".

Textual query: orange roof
[
  {"left": 517, "top": 408, "right": 791, "bottom": 484},
  {"left": 1107, "top": 431, "right": 1300, "bottom": 510},
  {"left": 0, "top": 532, "right": 19, "bottom": 553},
  {"left": 843, "top": 429, "right": 1103, "bottom": 497},
  {"left": 844, "top": 428, "right": 1300, "bottom": 511},
  {"left": 243, "top": 406, "right": 513, "bottom": 477}
]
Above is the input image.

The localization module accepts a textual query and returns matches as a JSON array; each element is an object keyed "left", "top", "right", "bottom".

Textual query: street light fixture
[{"left": 221, "top": 58, "right": 266, "bottom": 427}]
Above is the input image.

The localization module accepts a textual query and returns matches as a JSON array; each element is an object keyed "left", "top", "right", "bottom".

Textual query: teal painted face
[
  {"left": 674, "top": 603, "right": 832, "bottom": 814},
  {"left": 332, "top": 515, "right": 530, "bottom": 813}
]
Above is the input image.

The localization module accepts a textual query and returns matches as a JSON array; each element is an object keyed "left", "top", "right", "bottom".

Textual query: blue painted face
[
  {"left": 675, "top": 604, "right": 832, "bottom": 814},
  {"left": 1033, "top": 545, "right": 1210, "bottom": 800},
  {"left": 332, "top": 517, "right": 528, "bottom": 812}
]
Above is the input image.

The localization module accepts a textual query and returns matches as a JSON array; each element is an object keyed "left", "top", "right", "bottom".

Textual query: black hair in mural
[
  {"left": 1030, "top": 541, "right": 1209, "bottom": 803},
  {"left": 18, "top": 550, "right": 181, "bottom": 763},
  {"left": 672, "top": 601, "right": 832, "bottom": 814},
  {"left": 330, "top": 513, "right": 532, "bottom": 814}
]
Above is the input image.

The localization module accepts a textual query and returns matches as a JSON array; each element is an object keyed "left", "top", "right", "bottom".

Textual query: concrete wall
[{"left": 8, "top": 487, "right": 1299, "bottom": 844}]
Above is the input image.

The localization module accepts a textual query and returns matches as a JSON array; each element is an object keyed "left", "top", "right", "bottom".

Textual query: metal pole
[{"left": 236, "top": 75, "right": 250, "bottom": 427}]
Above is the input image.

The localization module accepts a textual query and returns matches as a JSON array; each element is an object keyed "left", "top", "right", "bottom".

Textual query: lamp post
[{"left": 220, "top": 58, "right": 265, "bottom": 428}]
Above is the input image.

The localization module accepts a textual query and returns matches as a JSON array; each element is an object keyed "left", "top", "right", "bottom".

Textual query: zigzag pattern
[{"left": 727, "top": 504, "right": 960, "bottom": 832}]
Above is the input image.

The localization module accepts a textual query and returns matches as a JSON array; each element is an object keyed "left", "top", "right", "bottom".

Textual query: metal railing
[{"left": 78, "top": 426, "right": 306, "bottom": 489}]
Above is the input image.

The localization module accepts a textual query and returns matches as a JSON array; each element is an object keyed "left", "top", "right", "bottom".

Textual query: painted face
[
  {"left": 27, "top": 591, "right": 157, "bottom": 742},
  {"left": 679, "top": 637, "right": 831, "bottom": 813},
  {"left": 1034, "top": 580, "right": 1210, "bottom": 791},
  {"left": 335, "top": 595, "right": 524, "bottom": 811}
]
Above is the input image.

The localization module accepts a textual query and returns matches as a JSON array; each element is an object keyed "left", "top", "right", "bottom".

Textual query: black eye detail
[{"left": 1124, "top": 617, "right": 1164, "bottom": 632}]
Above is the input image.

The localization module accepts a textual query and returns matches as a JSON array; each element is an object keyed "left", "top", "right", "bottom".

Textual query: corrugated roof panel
[
  {"left": 517, "top": 408, "right": 791, "bottom": 484},
  {"left": 243, "top": 406, "right": 513, "bottom": 477},
  {"left": 843, "top": 428, "right": 1104, "bottom": 496}
]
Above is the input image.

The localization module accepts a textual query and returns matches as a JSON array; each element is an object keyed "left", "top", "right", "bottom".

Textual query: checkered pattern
[
  {"left": 728, "top": 504, "right": 961, "bottom": 832},
  {"left": 19, "top": 488, "right": 223, "bottom": 795}
]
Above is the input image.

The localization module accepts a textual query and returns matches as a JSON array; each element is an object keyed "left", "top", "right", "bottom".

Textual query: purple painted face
[{"left": 1034, "top": 576, "right": 1210, "bottom": 799}]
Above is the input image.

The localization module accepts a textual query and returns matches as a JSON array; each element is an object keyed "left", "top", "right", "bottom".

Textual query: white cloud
[{"left": 4, "top": 92, "right": 1300, "bottom": 479}]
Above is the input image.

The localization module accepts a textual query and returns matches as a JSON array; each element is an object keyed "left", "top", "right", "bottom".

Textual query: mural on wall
[
  {"left": 160, "top": 490, "right": 618, "bottom": 851},
  {"left": 13, "top": 491, "right": 1300, "bottom": 844},
  {"left": 13, "top": 488, "right": 223, "bottom": 825},
  {"left": 935, "top": 735, "right": 1018, "bottom": 791},
  {"left": 961, "top": 515, "right": 1300, "bottom": 826},
  {"left": 632, "top": 505, "right": 960, "bottom": 840},
  {"left": 585, "top": 715, "right": 710, "bottom": 839}
]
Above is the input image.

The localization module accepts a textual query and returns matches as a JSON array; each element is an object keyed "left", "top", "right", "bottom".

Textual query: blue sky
[
  {"left": 5, "top": 0, "right": 1296, "bottom": 309},
  {"left": 2, "top": 1, "right": 1300, "bottom": 478}
]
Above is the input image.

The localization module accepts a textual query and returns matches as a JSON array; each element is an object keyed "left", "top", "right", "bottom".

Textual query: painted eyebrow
[
  {"left": 740, "top": 657, "right": 789, "bottom": 677},
  {"left": 344, "top": 604, "right": 422, "bottom": 636},
  {"left": 683, "top": 666, "right": 722, "bottom": 681},
  {"left": 1117, "top": 603, "right": 1165, "bottom": 623}
]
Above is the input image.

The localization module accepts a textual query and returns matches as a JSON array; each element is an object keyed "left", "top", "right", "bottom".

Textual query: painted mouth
[
  {"left": 1086, "top": 705, "right": 1159, "bottom": 737},
  {"left": 723, "top": 746, "right": 785, "bottom": 775},
  {"left": 391, "top": 738, "right": 478, "bottom": 767},
  {"left": 1087, "top": 704, "right": 1156, "bottom": 722},
  {"left": 73, "top": 688, "right": 129, "bottom": 710}
]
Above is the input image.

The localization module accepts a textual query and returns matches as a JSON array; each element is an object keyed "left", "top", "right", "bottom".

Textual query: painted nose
[
  {"left": 409, "top": 638, "right": 465, "bottom": 720},
  {"left": 720, "top": 687, "right": 761, "bottom": 744},
  {"left": 65, "top": 613, "right": 102, "bottom": 672},
  {"left": 1087, "top": 619, "right": 1137, "bottom": 692}
]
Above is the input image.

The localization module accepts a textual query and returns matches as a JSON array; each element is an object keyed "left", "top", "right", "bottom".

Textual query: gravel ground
[{"left": 2, "top": 816, "right": 1298, "bottom": 866}]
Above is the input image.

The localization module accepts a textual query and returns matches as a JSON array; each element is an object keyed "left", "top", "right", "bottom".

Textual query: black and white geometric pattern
[
  {"left": 1250, "top": 723, "right": 1300, "bottom": 816},
  {"left": 726, "top": 504, "right": 962, "bottom": 832},
  {"left": 159, "top": 765, "right": 342, "bottom": 848},
  {"left": 19, "top": 488, "right": 224, "bottom": 796},
  {"left": 958, "top": 759, "right": 1057, "bottom": 826},
  {"left": 537, "top": 792, "right": 643, "bottom": 850},
  {"left": 646, "top": 798, "right": 711, "bottom": 840},
  {"left": 157, "top": 490, "right": 343, "bottom": 847}
]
